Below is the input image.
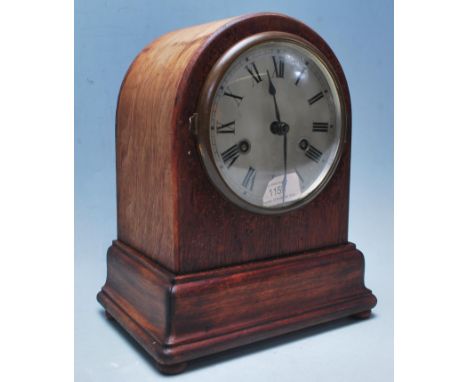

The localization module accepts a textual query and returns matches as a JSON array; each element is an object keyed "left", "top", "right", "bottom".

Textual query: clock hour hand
[{"left": 266, "top": 70, "right": 281, "bottom": 122}]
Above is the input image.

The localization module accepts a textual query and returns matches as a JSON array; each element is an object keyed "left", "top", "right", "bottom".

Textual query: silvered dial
[{"left": 206, "top": 38, "right": 343, "bottom": 212}]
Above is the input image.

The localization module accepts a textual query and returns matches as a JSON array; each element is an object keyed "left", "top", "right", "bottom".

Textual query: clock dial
[{"left": 203, "top": 38, "right": 344, "bottom": 213}]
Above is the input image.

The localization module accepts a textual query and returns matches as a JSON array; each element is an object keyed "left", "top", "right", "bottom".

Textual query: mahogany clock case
[{"left": 97, "top": 12, "right": 377, "bottom": 373}]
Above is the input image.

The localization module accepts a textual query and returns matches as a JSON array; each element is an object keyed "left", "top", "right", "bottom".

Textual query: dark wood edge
[
  {"left": 169, "top": 291, "right": 375, "bottom": 347},
  {"left": 176, "top": 243, "right": 358, "bottom": 283},
  {"left": 113, "top": 238, "right": 357, "bottom": 279},
  {"left": 169, "top": 293, "right": 376, "bottom": 361},
  {"left": 98, "top": 286, "right": 376, "bottom": 365}
]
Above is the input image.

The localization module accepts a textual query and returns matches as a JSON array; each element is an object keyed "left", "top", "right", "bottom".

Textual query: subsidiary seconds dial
[{"left": 196, "top": 32, "right": 345, "bottom": 214}]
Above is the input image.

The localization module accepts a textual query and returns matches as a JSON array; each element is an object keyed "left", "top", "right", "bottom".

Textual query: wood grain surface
[
  {"left": 98, "top": 240, "right": 377, "bottom": 367},
  {"left": 116, "top": 17, "right": 232, "bottom": 271}
]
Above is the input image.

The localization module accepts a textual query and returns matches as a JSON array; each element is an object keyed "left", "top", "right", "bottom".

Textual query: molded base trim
[{"left": 97, "top": 240, "right": 377, "bottom": 367}]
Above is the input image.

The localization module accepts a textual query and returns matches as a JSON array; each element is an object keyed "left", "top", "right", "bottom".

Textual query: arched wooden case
[{"left": 97, "top": 12, "right": 377, "bottom": 374}]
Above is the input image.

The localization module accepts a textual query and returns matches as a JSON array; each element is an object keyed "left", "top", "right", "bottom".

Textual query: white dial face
[{"left": 208, "top": 40, "right": 343, "bottom": 211}]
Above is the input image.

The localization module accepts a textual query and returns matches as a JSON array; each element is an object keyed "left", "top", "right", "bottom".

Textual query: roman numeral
[
  {"left": 217, "top": 121, "right": 235, "bottom": 134},
  {"left": 224, "top": 92, "right": 243, "bottom": 102},
  {"left": 295, "top": 67, "right": 306, "bottom": 86},
  {"left": 272, "top": 56, "right": 284, "bottom": 78},
  {"left": 245, "top": 62, "right": 262, "bottom": 83},
  {"left": 308, "top": 91, "right": 324, "bottom": 105},
  {"left": 305, "top": 145, "right": 323, "bottom": 162},
  {"left": 221, "top": 144, "right": 240, "bottom": 168},
  {"left": 242, "top": 166, "right": 256, "bottom": 190},
  {"left": 312, "top": 122, "right": 329, "bottom": 133}
]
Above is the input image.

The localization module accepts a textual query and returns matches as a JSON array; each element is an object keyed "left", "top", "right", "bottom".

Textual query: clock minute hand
[
  {"left": 282, "top": 133, "right": 288, "bottom": 204},
  {"left": 266, "top": 70, "right": 288, "bottom": 203},
  {"left": 267, "top": 70, "right": 281, "bottom": 122}
]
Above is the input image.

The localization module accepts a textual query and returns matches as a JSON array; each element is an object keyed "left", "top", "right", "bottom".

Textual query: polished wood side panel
[
  {"left": 97, "top": 241, "right": 377, "bottom": 367},
  {"left": 116, "top": 17, "right": 232, "bottom": 271}
]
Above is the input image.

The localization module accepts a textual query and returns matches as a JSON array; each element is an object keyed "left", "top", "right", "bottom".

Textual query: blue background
[{"left": 75, "top": 1, "right": 393, "bottom": 381}]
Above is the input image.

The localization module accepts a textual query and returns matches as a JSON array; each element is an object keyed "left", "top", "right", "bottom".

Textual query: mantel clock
[{"left": 97, "top": 12, "right": 377, "bottom": 374}]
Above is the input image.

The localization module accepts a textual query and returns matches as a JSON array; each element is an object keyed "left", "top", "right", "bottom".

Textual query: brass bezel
[{"left": 195, "top": 31, "right": 347, "bottom": 215}]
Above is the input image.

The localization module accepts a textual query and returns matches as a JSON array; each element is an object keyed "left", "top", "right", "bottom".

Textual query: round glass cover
[{"left": 199, "top": 34, "right": 345, "bottom": 214}]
